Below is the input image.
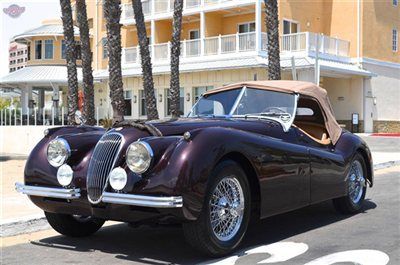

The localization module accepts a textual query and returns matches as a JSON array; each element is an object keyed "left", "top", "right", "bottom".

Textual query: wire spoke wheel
[
  {"left": 348, "top": 160, "right": 366, "bottom": 204},
  {"left": 209, "top": 176, "right": 245, "bottom": 242}
]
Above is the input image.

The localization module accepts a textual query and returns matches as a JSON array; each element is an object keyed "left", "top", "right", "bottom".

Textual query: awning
[
  {"left": 13, "top": 24, "right": 80, "bottom": 42},
  {"left": 94, "top": 55, "right": 373, "bottom": 80},
  {"left": 0, "top": 66, "right": 83, "bottom": 87}
]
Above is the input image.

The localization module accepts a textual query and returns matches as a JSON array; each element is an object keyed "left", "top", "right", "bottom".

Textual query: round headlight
[
  {"left": 47, "top": 138, "right": 71, "bottom": 167},
  {"left": 109, "top": 167, "right": 127, "bottom": 191},
  {"left": 126, "top": 142, "right": 153, "bottom": 174},
  {"left": 57, "top": 164, "right": 73, "bottom": 186}
]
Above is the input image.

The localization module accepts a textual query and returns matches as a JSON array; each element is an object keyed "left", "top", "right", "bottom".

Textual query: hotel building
[{"left": 1, "top": 0, "right": 399, "bottom": 132}]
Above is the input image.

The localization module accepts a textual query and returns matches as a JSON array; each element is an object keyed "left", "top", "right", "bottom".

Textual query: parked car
[{"left": 16, "top": 81, "right": 373, "bottom": 256}]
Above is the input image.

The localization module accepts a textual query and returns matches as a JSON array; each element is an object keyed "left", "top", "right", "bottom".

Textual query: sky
[{"left": 0, "top": 0, "right": 61, "bottom": 77}]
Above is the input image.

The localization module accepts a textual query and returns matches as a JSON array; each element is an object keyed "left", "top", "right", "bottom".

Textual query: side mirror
[{"left": 74, "top": 110, "right": 86, "bottom": 125}]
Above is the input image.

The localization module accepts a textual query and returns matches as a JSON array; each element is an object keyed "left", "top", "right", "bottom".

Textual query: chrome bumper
[
  {"left": 15, "top": 183, "right": 183, "bottom": 208},
  {"left": 101, "top": 192, "right": 183, "bottom": 208},
  {"left": 15, "top": 182, "right": 81, "bottom": 199}
]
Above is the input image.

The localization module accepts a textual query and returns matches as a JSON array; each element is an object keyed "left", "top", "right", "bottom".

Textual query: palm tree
[
  {"left": 103, "top": 0, "right": 125, "bottom": 122},
  {"left": 60, "top": 0, "right": 79, "bottom": 124},
  {"left": 76, "top": 0, "right": 95, "bottom": 125},
  {"left": 169, "top": 0, "right": 184, "bottom": 118},
  {"left": 264, "top": 0, "right": 281, "bottom": 80},
  {"left": 131, "top": 0, "right": 159, "bottom": 120}
]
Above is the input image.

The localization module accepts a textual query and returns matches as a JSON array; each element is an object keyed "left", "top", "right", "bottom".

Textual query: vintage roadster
[{"left": 16, "top": 81, "right": 373, "bottom": 256}]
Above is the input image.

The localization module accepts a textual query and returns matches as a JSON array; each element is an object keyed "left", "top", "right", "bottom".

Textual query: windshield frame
[{"left": 188, "top": 86, "right": 299, "bottom": 132}]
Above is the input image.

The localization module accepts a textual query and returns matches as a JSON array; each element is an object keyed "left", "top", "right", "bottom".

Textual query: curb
[
  {"left": 2, "top": 160, "right": 399, "bottom": 238},
  {"left": 0, "top": 155, "right": 28, "bottom": 162},
  {"left": 0, "top": 214, "right": 49, "bottom": 238},
  {"left": 374, "top": 160, "right": 400, "bottom": 171}
]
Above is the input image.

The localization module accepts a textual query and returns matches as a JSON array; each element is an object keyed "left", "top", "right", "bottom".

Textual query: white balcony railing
[
  {"left": 122, "top": 32, "right": 350, "bottom": 65},
  {"left": 281, "top": 32, "right": 350, "bottom": 57},
  {"left": 121, "top": 0, "right": 237, "bottom": 21}
]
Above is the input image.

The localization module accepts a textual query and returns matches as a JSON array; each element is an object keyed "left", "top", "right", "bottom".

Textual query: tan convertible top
[{"left": 204, "top": 80, "right": 342, "bottom": 145}]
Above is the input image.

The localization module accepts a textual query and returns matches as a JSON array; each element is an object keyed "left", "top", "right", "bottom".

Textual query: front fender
[{"left": 145, "top": 127, "right": 270, "bottom": 220}]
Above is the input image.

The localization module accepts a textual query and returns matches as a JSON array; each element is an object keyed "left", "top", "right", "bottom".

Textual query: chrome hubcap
[
  {"left": 348, "top": 160, "right": 366, "bottom": 204},
  {"left": 210, "top": 176, "right": 244, "bottom": 242}
]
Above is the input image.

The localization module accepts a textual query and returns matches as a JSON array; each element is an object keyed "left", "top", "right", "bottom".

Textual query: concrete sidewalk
[{"left": 1, "top": 135, "right": 399, "bottom": 237}]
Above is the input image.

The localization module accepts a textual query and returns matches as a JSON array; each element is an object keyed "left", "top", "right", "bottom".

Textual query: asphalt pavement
[{"left": 2, "top": 166, "right": 399, "bottom": 265}]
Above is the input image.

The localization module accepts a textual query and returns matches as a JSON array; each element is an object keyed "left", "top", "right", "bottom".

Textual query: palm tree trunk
[
  {"left": 103, "top": 0, "right": 125, "bottom": 123},
  {"left": 264, "top": 0, "right": 281, "bottom": 80},
  {"left": 76, "top": 0, "right": 95, "bottom": 125},
  {"left": 169, "top": 0, "right": 184, "bottom": 118},
  {"left": 131, "top": 0, "right": 159, "bottom": 120},
  {"left": 60, "top": 0, "right": 79, "bottom": 124}
]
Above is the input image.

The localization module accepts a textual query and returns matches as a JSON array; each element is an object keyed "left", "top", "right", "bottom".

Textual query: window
[
  {"left": 189, "top": 30, "right": 200, "bottom": 40},
  {"left": 124, "top": 90, "right": 133, "bottom": 116},
  {"left": 283, "top": 19, "right": 299, "bottom": 34},
  {"left": 394, "top": 0, "right": 398, "bottom": 6},
  {"left": 139, "top": 90, "right": 157, "bottom": 116},
  {"left": 165, "top": 88, "right": 184, "bottom": 116},
  {"left": 44, "top": 40, "right": 54, "bottom": 59},
  {"left": 61, "top": 40, "right": 66, "bottom": 59},
  {"left": 193, "top": 86, "right": 213, "bottom": 103},
  {"left": 35, "top": 40, "right": 42, "bottom": 59},
  {"left": 102, "top": 38, "right": 108, "bottom": 59},
  {"left": 238, "top": 22, "right": 255, "bottom": 33},
  {"left": 393, "top": 29, "right": 398, "bottom": 52}
]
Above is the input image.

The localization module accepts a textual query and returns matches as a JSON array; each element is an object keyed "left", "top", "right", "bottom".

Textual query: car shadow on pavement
[{"left": 30, "top": 199, "right": 377, "bottom": 265}]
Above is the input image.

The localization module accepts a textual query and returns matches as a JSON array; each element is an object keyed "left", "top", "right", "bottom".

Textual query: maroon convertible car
[{"left": 16, "top": 81, "right": 373, "bottom": 256}]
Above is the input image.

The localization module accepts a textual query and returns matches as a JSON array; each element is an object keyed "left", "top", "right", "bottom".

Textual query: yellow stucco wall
[
  {"left": 205, "top": 12, "right": 223, "bottom": 37},
  {"left": 82, "top": 0, "right": 399, "bottom": 71},
  {"left": 222, "top": 13, "right": 255, "bottom": 35},
  {"left": 362, "top": 1, "right": 400, "bottom": 63},
  {"left": 181, "top": 21, "right": 200, "bottom": 40},
  {"left": 278, "top": 0, "right": 331, "bottom": 35},
  {"left": 155, "top": 20, "right": 173, "bottom": 43}
]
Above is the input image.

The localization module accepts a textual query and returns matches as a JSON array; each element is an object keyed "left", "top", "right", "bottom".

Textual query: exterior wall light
[
  {"left": 186, "top": 93, "right": 191, "bottom": 102},
  {"left": 133, "top": 95, "right": 137, "bottom": 103},
  {"left": 159, "top": 94, "right": 163, "bottom": 102}
]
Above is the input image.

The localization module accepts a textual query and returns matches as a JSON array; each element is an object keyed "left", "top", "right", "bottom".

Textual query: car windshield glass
[
  {"left": 231, "top": 88, "right": 296, "bottom": 123},
  {"left": 189, "top": 87, "right": 296, "bottom": 120},
  {"left": 188, "top": 89, "right": 242, "bottom": 117}
]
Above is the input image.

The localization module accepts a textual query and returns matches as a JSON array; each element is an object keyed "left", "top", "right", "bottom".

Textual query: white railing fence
[
  {"left": 121, "top": 32, "right": 350, "bottom": 65},
  {"left": 0, "top": 107, "right": 111, "bottom": 126}
]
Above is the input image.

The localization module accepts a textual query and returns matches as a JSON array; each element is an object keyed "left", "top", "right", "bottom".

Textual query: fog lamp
[
  {"left": 109, "top": 167, "right": 127, "bottom": 191},
  {"left": 57, "top": 164, "right": 73, "bottom": 186}
]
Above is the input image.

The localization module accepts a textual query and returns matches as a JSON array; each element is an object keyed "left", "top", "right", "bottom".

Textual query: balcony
[
  {"left": 121, "top": 0, "right": 254, "bottom": 22},
  {"left": 122, "top": 32, "right": 350, "bottom": 66},
  {"left": 122, "top": 32, "right": 267, "bottom": 65}
]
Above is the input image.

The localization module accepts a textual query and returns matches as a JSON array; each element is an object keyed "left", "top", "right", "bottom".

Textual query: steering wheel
[{"left": 261, "top": 107, "right": 287, "bottom": 114}]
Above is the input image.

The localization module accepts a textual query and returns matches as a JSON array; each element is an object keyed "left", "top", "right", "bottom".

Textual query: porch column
[
  {"left": 151, "top": 20, "right": 155, "bottom": 59},
  {"left": 52, "top": 85, "right": 60, "bottom": 123},
  {"left": 255, "top": 0, "right": 262, "bottom": 53},
  {"left": 21, "top": 86, "right": 32, "bottom": 116},
  {"left": 200, "top": 11, "right": 205, "bottom": 56}
]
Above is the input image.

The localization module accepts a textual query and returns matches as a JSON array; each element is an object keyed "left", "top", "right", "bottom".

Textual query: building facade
[
  {"left": 0, "top": 19, "right": 83, "bottom": 125},
  {"left": 8, "top": 42, "right": 28, "bottom": 73},
  {"left": 79, "top": 0, "right": 399, "bottom": 132},
  {"left": 1, "top": 1, "right": 399, "bottom": 131}
]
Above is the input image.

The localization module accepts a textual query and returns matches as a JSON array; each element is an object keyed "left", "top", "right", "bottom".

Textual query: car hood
[{"left": 144, "top": 117, "right": 283, "bottom": 137}]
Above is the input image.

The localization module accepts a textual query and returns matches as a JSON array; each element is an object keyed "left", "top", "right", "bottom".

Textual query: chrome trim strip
[
  {"left": 15, "top": 182, "right": 80, "bottom": 199},
  {"left": 101, "top": 192, "right": 183, "bottom": 208}
]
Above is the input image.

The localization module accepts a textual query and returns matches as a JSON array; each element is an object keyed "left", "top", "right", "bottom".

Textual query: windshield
[{"left": 188, "top": 87, "right": 298, "bottom": 131}]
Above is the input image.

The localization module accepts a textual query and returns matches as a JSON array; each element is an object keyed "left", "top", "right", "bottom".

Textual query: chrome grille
[{"left": 87, "top": 132, "right": 123, "bottom": 204}]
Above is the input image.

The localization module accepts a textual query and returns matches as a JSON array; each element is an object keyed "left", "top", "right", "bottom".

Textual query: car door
[
  {"left": 296, "top": 129, "right": 346, "bottom": 204},
  {"left": 258, "top": 127, "right": 311, "bottom": 218}
]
